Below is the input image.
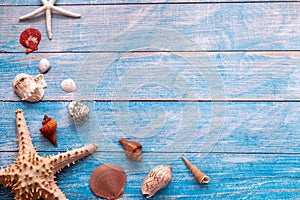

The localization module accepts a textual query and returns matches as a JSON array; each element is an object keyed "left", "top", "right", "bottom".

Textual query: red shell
[
  {"left": 90, "top": 164, "right": 126, "bottom": 200},
  {"left": 19, "top": 28, "right": 41, "bottom": 54}
]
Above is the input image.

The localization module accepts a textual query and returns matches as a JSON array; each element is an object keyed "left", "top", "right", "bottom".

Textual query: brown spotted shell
[
  {"left": 90, "top": 163, "right": 126, "bottom": 199},
  {"left": 119, "top": 138, "right": 142, "bottom": 162},
  {"left": 13, "top": 73, "right": 47, "bottom": 102},
  {"left": 40, "top": 115, "right": 57, "bottom": 145},
  {"left": 141, "top": 165, "right": 172, "bottom": 198}
]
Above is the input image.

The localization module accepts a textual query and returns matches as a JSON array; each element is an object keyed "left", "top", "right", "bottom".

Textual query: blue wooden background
[{"left": 1, "top": 0, "right": 300, "bottom": 199}]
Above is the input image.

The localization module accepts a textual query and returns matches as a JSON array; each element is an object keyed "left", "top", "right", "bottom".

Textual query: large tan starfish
[
  {"left": 0, "top": 109, "right": 98, "bottom": 199},
  {"left": 19, "top": 0, "right": 81, "bottom": 39}
]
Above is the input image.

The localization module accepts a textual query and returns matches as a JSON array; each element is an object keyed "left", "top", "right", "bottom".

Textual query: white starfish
[{"left": 19, "top": 0, "right": 81, "bottom": 39}]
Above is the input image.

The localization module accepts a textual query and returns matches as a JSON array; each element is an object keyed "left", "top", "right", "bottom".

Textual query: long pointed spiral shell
[
  {"left": 182, "top": 156, "right": 210, "bottom": 184},
  {"left": 141, "top": 165, "right": 172, "bottom": 198}
]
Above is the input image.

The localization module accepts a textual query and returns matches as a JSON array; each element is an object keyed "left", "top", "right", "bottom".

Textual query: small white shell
[
  {"left": 68, "top": 101, "right": 89, "bottom": 123},
  {"left": 61, "top": 78, "right": 77, "bottom": 93},
  {"left": 13, "top": 73, "right": 47, "bottom": 102},
  {"left": 38, "top": 58, "right": 51, "bottom": 74},
  {"left": 141, "top": 165, "right": 172, "bottom": 198}
]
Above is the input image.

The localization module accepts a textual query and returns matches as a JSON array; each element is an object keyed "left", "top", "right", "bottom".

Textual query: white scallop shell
[
  {"left": 68, "top": 101, "right": 89, "bottom": 123},
  {"left": 141, "top": 165, "right": 172, "bottom": 198},
  {"left": 38, "top": 58, "right": 51, "bottom": 74},
  {"left": 61, "top": 78, "right": 77, "bottom": 93},
  {"left": 12, "top": 73, "right": 47, "bottom": 102}
]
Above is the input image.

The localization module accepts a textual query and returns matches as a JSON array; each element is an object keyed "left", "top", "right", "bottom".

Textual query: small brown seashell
[
  {"left": 90, "top": 163, "right": 126, "bottom": 200},
  {"left": 119, "top": 138, "right": 142, "bottom": 162},
  {"left": 40, "top": 115, "right": 57, "bottom": 145},
  {"left": 182, "top": 156, "right": 210, "bottom": 184},
  {"left": 141, "top": 165, "right": 172, "bottom": 198}
]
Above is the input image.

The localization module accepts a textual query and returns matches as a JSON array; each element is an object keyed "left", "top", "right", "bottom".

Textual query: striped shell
[
  {"left": 141, "top": 165, "right": 172, "bottom": 198},
  {"left": 182, "top": 156, "right": 210, "bottom": 184},
  {"left": 90, "top": 163, "right": 126, "bottom": 199},
  {"left": 12, "top": 73, "right": 47, "bottom": 102}
]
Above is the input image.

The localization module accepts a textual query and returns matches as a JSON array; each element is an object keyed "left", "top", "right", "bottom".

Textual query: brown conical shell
[
  {"left": 90, "top": 163, "right": 126, "bottom": 199},
  {"left": 40, "top": 115, "right": 57, "bottom": 145},
  {"left": 182, "top": 156, "right": 210, "bottom": 184},
  {"left": 119, "top": 138, "right": 142, "bottom": 162}
]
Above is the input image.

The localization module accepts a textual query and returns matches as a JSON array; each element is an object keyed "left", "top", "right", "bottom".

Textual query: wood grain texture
[
  {"left": 1, "top": 0, "right": 299, "bottom": 199},
  {"left": 0, "top": 101, "right": 299, "bottom": 153},
  {"left": 1, "top": 52, "right": 300, "bottom": 101},
  {"left": 1, "top": 152, "right": 300, "bottom": 199},
  {"left": 0, "top": 3, "right": 299, "bottom": 52}
]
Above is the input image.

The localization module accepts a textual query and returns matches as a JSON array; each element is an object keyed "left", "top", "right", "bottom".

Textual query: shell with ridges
[
  {"left": 68, "top": 101, "right": 89, "bottom": 123},
  {"left": 12, "top": 73, "right": 47, "bottom": 102},
  {"left": 40, "top": 115, "right": 57, "bottom": 146},
  {"left": 141, "top": 165, "right": 172, "bottom": 198},
  {"left": 182, "top": 156, "right": 210, "bottom": 184},
  {"left": 38, "top": 58, "right": 51, "bottom": 74},
  {"left": 90, "top": 163, "right": 126, "bottom": 199}
]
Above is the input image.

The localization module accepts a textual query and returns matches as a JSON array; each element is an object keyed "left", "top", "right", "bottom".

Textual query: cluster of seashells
[
  {"left": 12, "top": 58, "right": 90, "bottom": 146},
  {"left": 88, "top": 137, "right": 210, "bottom": 199},
  {"left": 12, "top": 59, "right": 210, "bottom": 200},
  {"left": 13, "top": 58, "right": 78, "bottom": 102}
]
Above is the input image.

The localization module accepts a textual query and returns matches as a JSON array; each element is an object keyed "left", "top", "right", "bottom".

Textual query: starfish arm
[
  {"left": 19, "top": 6, "right": 47, "bottom": 20},
  {"left": 46, "top": 8, "right": 53, "bottom": 39},
  {"left": 15, "top": 110, "right": 36, "bottom": 155},
  {"left": 34, "top": 181, "right": 67, "bottom": 200},
  {"left": 49, "top": 143, "right": 98, "bottom": 174},
  {"left": 50, "top": 5, "right": 81, "bottom": 18},
  {"left": 0, "top": 168, "right": 9, "bottom": 185},
  {"left": 0, "top": 166, "right": 18, "bottom": 188}
]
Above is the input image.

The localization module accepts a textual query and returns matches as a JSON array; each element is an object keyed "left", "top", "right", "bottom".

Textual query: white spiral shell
[
  {"left": 38, "top": 58, "right": 51, "bottom": 74},
  {"left": 61, "top": 78, "right": 77, "bottom": 93},
  {"left": 141, "top": 165, "right": 172, "bottom": 198},
  {"left": 68, "top": 101, "right": 89, "bottom": 123},
  {"left": 12, "top": 73, "right": 47, "bottom": 102}
]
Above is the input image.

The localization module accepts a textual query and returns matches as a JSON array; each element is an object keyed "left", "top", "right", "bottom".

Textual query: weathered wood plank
[
  {"left": 0, "top": 3, "right": 299, "bottom": 52},
  {"left": 1, "top": 152, "right": 300, "bottom": 199},
  {"left": 1, "top": 52, "right": 300, "bottom": 101},
  {"left": 0, "top": 0, "right": 292, "bottom": 6},
  {"left": 0, "top": 101, "right": 299, "bottom": 153}
]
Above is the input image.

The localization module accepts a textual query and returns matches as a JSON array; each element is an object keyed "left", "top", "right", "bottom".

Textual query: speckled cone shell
[
  {"left": 119, "top": 138, "right": 142, "bottom": 162},
  {"left": 141, "top": 165, "right": 172, "bottom": 198},
  {"left": 40, "top": 115, "right": 57, "bottom": 145},
  {"left": 182, "top": 156, "right": 210, "bottom": 184},
  {"left": 13, "top": 73, "right": 47, "bottom": 102},
  {"left": 90, "top": 163, "right": 126, "bottom": 199}
]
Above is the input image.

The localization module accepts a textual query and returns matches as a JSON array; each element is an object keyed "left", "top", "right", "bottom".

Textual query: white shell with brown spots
[{"left": 141, "top": 165, "right": 172, "bottom": 198}]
